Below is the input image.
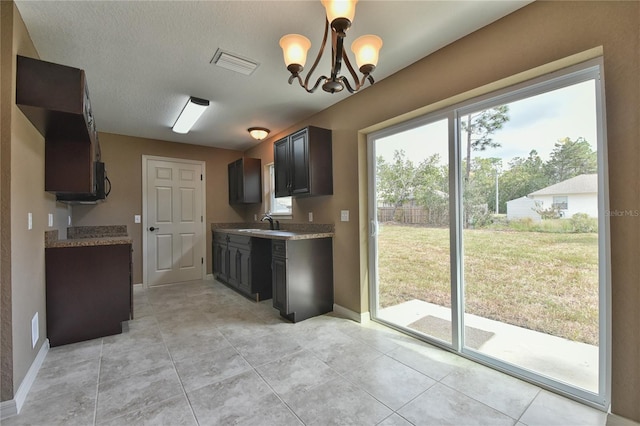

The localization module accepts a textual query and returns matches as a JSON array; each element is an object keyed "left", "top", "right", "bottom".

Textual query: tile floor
[{"left": 5, "top": 279, "right": 613, "bottom": 426}]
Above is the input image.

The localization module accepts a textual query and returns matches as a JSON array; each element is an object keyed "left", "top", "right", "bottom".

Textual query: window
[
  {"left": 368, "top": 58, "right": 609, "bottom": 408},
  {"left": 553, "top": 196, "right": 568, "bottom": 210},
  {"left": 266, "top": 163, "right": 292, "bottom": 216}
]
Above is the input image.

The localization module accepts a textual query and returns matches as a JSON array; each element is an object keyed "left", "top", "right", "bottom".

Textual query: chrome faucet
[{"left": 261, "top": 213, "right": 279, "bottom": 230}]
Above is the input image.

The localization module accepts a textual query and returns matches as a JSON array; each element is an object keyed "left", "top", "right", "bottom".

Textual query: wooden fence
[{"left": 377, "top": 206, "right": 448, "bottom": 225}]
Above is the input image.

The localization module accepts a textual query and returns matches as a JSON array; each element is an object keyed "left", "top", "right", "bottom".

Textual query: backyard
[{"left": 378, "top": 223, "right": 599, "bottom": 345}]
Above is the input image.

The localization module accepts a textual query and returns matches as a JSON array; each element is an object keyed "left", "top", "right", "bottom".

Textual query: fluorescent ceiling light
[
  {"left": 172, "top": 97, "right": 209, "bottom": 134},
  {"left": 211, "top": 48, "right": 259, "bottom": 75}
]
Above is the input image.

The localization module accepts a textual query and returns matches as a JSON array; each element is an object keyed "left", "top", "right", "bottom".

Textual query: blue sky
[{"left": 375, "top": 79, "right": 598, "bottom": 168}]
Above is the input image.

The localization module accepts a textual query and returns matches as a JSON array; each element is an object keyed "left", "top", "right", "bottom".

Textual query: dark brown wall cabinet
[
  {"left": 45, "top": 244, "right": 132, "bottom": 347},
  {"left": 16, "top": 55, "right": 100, "bottom": 194},
  {"left": 213, "top": 232, "right": 272, "bottom": 301},
  {"left": 271, "top": 238, "right": 333, "bottom": 322},
  {"left": 228, "top": 157, "right": 262, "bottom": 204},
  {"left": 274, "top": 126, "right": 332, "bottom": 198}
]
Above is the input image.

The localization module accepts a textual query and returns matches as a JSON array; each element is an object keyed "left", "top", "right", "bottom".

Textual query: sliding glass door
[{"left": 368, "top": 60, "right": 609, "bottom": 407}]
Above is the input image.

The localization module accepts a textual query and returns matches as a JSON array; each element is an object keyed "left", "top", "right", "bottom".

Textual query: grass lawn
[{"left": 378, "top": 223, "right": 599, "bottom": 345}]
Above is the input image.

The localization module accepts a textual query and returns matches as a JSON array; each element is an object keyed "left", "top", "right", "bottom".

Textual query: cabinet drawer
[
  {"left": 272, "top": 240, "right": 286, "bottom": 258},
  {"left": 228, "top": 234, "right": 252, "bottom": 247}
]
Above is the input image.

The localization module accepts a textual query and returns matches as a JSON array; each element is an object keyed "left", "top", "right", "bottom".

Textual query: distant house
[
  {"left": 529, "top": 174, "right": 598, "bottom": 218},
  {"left": 506, "top": 196, "right": 542, "bottom": 222}
]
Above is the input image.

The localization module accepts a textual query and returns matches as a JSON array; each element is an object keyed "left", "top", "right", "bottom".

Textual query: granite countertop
[
  {"left": 45, "top": 226, "right": 132, "bottom": 249},
  {"left": 215, "top": 228, "right": 333, "bottom": 241},
  {"left": 211, "top": 222, "right": 334, "bottom": 241}
]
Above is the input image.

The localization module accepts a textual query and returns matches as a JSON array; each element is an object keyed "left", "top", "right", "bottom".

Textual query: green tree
[
  {"left": 461, "top": 105, "right": 510, "bottom": 183},
  {"left": 499, "top": 150, "right": 549, "bottom": 212},
  {"left": 544, "top": 137, "right": 597, "bottom": 183},
  {"left": 413, "top": 154, "right": 449, "bottom": 225},
  {"left": 463, "top": 157, "right": 502, "bottom": 226},
  {"left": 376, "top": 150, "right": 418, "bottom": 218}
]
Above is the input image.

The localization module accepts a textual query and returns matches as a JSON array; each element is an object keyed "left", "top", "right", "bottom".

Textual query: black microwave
[{"left": 56, "top": 162, "right": 111, "bottom": 204}]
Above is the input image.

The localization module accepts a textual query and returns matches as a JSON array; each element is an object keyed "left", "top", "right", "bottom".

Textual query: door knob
[{"left": 149, "top": 226, "right": 159, "bottom": 231}]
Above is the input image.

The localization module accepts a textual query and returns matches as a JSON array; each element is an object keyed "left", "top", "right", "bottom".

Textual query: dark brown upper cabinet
[
  {"left": 273, "top": 126, "right": 332, "bottom": 198},
  {"left": 16, "top": 55, "right": 100, "bottom": 194},
  {"left": 228, "top": 157, "right": 262, "bottom": 205}
]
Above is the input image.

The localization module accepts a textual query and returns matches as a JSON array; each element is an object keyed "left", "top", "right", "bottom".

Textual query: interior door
[{"left": 145, "top": 157, "right": 205, "bottom": 286}]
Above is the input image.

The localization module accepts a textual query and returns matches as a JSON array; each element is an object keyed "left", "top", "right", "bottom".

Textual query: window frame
[{"left": 265, "top": 163, "right": 292, "bottom": 218}]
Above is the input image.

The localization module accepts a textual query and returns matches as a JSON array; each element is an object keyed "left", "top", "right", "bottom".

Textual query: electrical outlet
[
  {"left": 308, "top": 212, "right": 313, "bottom": 222},
  {"left": 28, "top": 212, "right": 33, "bottom": 230},
  {"left": 48, "top": 213, "right": 54, "bottom": 227},
  {"left": 68, "top": 215, "right": 72, "bottom": 226},
  {"left": 341, "top": 210, "right": 350, "bottom": 222},
  {"left": 254, "top": 214, "right": 258, "bottom": 221},
  {"left": 134, "top": 215, "right": 141, "bottom": 224},
  {"left": 31, "top": 312, "right": 39, "bottom": 348}
]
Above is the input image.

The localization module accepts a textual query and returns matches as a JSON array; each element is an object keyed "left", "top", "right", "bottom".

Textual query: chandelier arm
[
  {"left": 339, "top": 76, "right": 356, "bottom": 94},
  {"left": 342, "top": 49, "right": 361, "bottom": 87},
  {"left": 303, "top": 19, "right": 331, "bottom": 90},
  {"left": 308, "top": 75, "right": 330, "bottom": 93},
  {"left": 332, "top": 32, "right": 345, "bottom": 81}
]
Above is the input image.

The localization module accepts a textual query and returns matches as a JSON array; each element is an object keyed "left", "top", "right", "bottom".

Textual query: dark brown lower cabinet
[
  {"left": 271, "top": 238, "right": 333, "bottom": 323},
  {"left": 45, "top": 243, "right": 132, "bottom": 347}
]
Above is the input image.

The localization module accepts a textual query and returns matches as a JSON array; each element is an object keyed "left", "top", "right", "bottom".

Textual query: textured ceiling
[{"left": 15, "top": 1, "right": 530, "bottom": 151}]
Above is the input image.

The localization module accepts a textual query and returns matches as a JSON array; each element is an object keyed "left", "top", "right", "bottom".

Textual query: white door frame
[{"left": 142, "top": 155, "right": 207, "bottom": 287}]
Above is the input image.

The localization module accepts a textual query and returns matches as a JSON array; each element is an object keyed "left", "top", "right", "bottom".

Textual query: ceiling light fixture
[
  {"left": 248, "top": 127, "right": 270, "bottom": 141},
  {"left": 172, "top": 97, "right": 209, "bottom": 134},
  {"left": 279, "top": 0, "right": 382, "bottom": 94}
]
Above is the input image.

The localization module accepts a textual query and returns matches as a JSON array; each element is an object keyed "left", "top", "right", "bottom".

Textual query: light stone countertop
[
  {"left": 45, "top": 227, "right": 132, "bottom": 248},
  {"left": 214, "top": 228, "right": 333, "bottom": 241},
  {"left": 45, "top": 236, "right": 133, "bottom": 248}
]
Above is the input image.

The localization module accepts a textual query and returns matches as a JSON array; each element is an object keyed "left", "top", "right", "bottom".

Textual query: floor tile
[
  {"left": 28, "top": 357, "right": 99, "bottom": 403},
  {"left": 310, "top": 336, "right": 384, "bottom": 374},
  {"left": 2, "top": 388, "right": 96, "bottom": 426},
  {"left": 232, "top": 331, "right": 303, "bottom": 367},
  {"left": 519, "top": 390, "right": 608, "bottom": 426},
  {"left": 188, "top": 370, "right": 298, "bottom": 426},
  {"left": 256, "top": 349, "right": 339, "bottom": 395},
  {"left": 164, "top": 327, "right": 232, "bottom": 361},
  {"left": 97, "top": 394, "right": 197, "bottom": 426},
  {"left": 281, "top": 376, "right": 393, "bottom": 426},
  {"left": 345, "top": 354, "right": 436, "bottom": 410},
  {"left": 174, "top": 345, "right": 251, "bottom": 392},
  {"left": 101, "top": 327, "right": 164, "bottom": 357},
  {"left": 96, "top": 365, "right": 183, "bottom": 423},
  {"left": 441, "top": 361, "right": 540, "bottom": 418},
  {"left": 377, "top": 413, "right": 415, "bottom": 426},
  {"left": 398, "top": 383, "right": 515, "bottom": 425},
  {"left": 42, "top": 338, "right": 102, "bottom": 370},
  {"left": 388, "top": 341, "right": 473, "bottom": 381},
  {"left": 99, "top": 342, "right": 172, "bottom": 383}
]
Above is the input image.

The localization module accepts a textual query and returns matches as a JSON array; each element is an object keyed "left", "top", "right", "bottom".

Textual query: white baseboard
[
  {"left": 0, "top": 339, "right": 49, "bottom": 420},
  {"left": 133, "top": 283, "right": 144, "bottom": 290},
  {"left": 333, "top": 304, "right": 370, "bottom": 323},
  {"left": 205, "top": 273, "right": 214, "bottom": 281}
]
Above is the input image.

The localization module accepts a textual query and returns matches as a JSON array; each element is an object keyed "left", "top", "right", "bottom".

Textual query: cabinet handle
[{"left": 370, "top": 220, "right": 377, "bottom": 237}]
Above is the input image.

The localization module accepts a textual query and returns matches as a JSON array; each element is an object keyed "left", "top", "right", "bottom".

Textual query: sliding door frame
[{"left": 367, "top": 57, "right": 610, "bottom": 410}]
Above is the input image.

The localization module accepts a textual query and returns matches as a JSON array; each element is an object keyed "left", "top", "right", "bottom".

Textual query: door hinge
[
  {"left": 201, "top": 257, "right": 204, "bottom": 265},
  {"left": 201, "top": 216, "right": 203, "bottom": 223},
  {"left": 200, "top": 174, "right": 203, "bottom": 181}
]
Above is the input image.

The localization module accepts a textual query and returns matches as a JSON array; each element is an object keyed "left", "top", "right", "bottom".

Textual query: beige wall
[
  {"left": 244, "top": 1, "right": 639, "bottom": 421},
  {"left": 2, "top": 0, "right": 639, "bottom": 421},
  {"left": 0, "top": 1, "right": 69, "bottom": 400},
  {"left": 72, "top": 132, "right": 245, "bottom": 284}
]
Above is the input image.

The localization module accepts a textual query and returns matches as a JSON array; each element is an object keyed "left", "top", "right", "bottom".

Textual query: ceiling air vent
[{"left": 211, "top": 49, "right": 259, "bottom": 76}]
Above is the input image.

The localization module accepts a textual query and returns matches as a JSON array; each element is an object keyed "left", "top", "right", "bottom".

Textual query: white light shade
[
  {"left": 172, "top": 97, "right": 209, "bottom": 134},
  {"left": 321, "top": 0, "right": 358, "bottom": 24},
  {"left": 351, "top": 34, "right": 383, "bottom": 68},
  {"left": 248, "top": 127, "right": 270, "bottom": 140},
  {"left": 279, "top": 34, "right": 312, "bottom": 68}
]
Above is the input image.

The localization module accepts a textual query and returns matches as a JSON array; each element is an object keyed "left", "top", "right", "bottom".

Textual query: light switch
[
  {"left": 308, "top": 212, "right": 313, "bottom": 222},
  {"left": 341, "top": 210, "right": 350, "bottom": 222},
  {"left": 28, "top": 212, "right": 33, "bottom": 230},
  {"left": 48, "top": 213, "right": 54, "bottom": 227},
  {"left": 134, "top": 215, "right": 141, "bottom": 224}
]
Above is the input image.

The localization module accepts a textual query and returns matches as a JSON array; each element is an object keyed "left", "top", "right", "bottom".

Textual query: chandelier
[{"left": 279, "top": 0, "right": 383, "bottom": 94}]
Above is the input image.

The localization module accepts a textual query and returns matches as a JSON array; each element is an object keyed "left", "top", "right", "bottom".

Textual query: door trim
[{"left": 142, "top": 155, "right": 206, "bottom": 287}]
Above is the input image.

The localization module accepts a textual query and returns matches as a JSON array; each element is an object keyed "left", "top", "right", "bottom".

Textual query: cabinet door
[
  {"left": 213, "top": 242, "right": 221, "bottom": 275},
  {"left": 237, "top": 248, "right": 251, "bottom": 293},
  {"left": 227, "top": 245, "right": 239, "bottom": 286},
  {"left": 274, "top": 138, "right": 291, "bottom": 197},
  {"left": 228, "top": 160, "right": 241, "bottom": 204},
  {"left": 290, "top": 129, "right": 310, "bottom": 195},
  {"left": 272, "top": 256, "right": 288, "bottom": 313}
]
